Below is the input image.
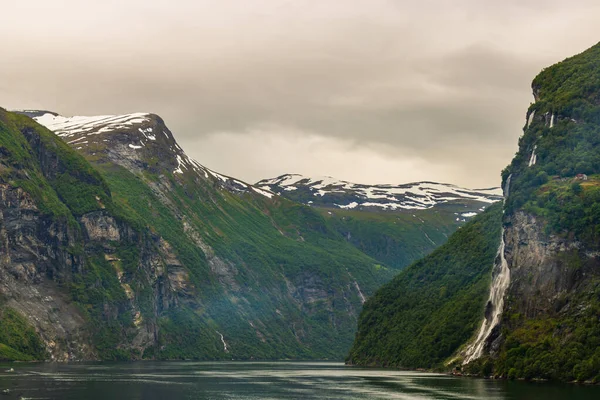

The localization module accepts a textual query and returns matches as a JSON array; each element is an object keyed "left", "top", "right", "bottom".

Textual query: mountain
[
  {"left": 257, "top": 174, "right": 501, "bottom": 212},
  {"left": 347, "top": 42, "right": 600, "bottom": 383},
  {"left": 258, "top": 174, "right": 502, "bottom": 269},
  {"left": 1, "top": 108, "right": 395, "bottom": 361}
]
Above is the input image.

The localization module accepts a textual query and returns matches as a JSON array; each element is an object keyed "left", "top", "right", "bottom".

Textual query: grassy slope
[{"left": 346, "top": 203, "right": 502, "bottom": 368}]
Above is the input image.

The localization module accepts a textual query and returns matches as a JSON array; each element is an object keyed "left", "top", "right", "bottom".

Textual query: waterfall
[
  {"left": 526, "top": 110, "right": 535, "bottom": 128},
  {"left": 528, "top": 145, "right": 537, "bottom": 167},
  {"left": 216, "top": 331, "right": 229, "bottom": 353},
  {"left": 550, "top": 114, "right": 555, "bottom": 128},
  {"left": 463, "top": 175, "right": 511, "bottom": 364}
]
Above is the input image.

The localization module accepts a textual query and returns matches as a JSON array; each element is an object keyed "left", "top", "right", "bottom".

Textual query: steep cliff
[
  {"left": 0, "top": 109, "right": 194, "bottom": 360},
  {"left": 1, "top": 108, "right": 395, "bottom": 361},
  {"left": 462, "top": 42, "right": 600, "bottom": 382},
  {"left": 347, "top": 42, "right": 600, "bottom": 382}
]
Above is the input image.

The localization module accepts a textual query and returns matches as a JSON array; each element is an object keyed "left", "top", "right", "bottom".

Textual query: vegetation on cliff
[
  {"left": 504, "top": 42, "right": 600, "bottom": 245},
  {"left": 0, "top": 308, "right": 47, "bottom": 361},
  {"left": 479, "top": 42, "right": 600, "bottom": 383},
  {"left": 348, "top": 42, "right": 600, "bottom": 383}
]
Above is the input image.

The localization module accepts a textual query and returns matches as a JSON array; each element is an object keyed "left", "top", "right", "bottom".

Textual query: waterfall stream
[
  {"left": 463, "top": 175, "right": 511, "bottom": 364},
  {"left": 526, "top": 110, "right": 535, "bottom": 128},
  {"left": 528, "top": 145, "right": 537, "bottom": 167},
  {"left": 216, "top": 331, "right": 229, "bottom": 353}
]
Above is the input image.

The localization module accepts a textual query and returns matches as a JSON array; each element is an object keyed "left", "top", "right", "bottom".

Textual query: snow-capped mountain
[
  {"left": 257, "top": 174, "right": 502, "bottom": 212},
  {"left": 20, "top": 110, "right": 274, "bottom": 199}
]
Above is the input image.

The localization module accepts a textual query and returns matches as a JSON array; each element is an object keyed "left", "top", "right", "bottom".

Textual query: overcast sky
[{"left": 2, "top": 1, "right": 600, "bottom": 188}]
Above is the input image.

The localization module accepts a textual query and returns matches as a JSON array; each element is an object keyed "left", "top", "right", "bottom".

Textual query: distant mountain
[
  {"left": 257, "top": 174, "right": 502, "bottom": 212},
  {"left": 257, "top": 174, "right": 502, "bottom": 269}
]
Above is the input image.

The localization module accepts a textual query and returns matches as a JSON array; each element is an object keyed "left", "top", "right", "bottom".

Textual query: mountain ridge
[
  {"left": 257, "top": 173, "right": 501, "bottom": 213},
  {"left": 24, "top": 110, "right": 499, "bottom": 273},
  {"left": 18, "top": 110, "right": 275, "bottom": 199}
]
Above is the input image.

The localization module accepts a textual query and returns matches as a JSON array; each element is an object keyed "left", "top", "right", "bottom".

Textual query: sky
[{"left": 2, "top": 1, "right": 600, "bottom": 188}]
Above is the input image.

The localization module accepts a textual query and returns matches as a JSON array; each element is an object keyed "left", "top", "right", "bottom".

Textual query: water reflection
[{"left": 0, "top": 361, "right": 597, "bottom": 399}]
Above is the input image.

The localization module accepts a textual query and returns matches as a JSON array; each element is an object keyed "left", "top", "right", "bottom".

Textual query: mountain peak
[
  {"left": 25, "top": 110, "right": 274, "bottom": 199},
  {"left": 257, "top": 173, "right": 502, "bottom": 212},
  {"left": 33, "top": 112, "right": 154, "bottom": 137}
]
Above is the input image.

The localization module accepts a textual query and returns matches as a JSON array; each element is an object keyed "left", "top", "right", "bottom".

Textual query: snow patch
[
  {"left": 173, "top": 154, "right": 187, "bottom": 174},
  {"left": 252, "top": 187, "right": 274, "bottom": 199},
  {"left": 34, "top": 112, "right": 151, "bottom": 137},
  {"left": 257, "top": 175, "right": 502, "bottom": 211}
]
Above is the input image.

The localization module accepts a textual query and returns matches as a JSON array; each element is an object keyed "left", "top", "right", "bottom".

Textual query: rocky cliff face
[
  {"left": 462, "top": 42, "right": 600, "bottom": 382},
  {"left": 504, "top": 211, "right": 589, "bottom": 319},
  {"left": 0, "top": 184, "right": 92, "bottom": 361},
  {"left": 0, "top": 111, "right": 193, "bottom": 360}
]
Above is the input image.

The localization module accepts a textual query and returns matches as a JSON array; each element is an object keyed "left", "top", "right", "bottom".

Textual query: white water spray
[
  {"left": 216, "top": 331, "right": 229, "bottom": 353},
  {"left": 549, "top": 113, "right": 555, "bottom": 128},
  {"left": 463, "top": 175, "right": 511, "bottom": 364},
  {"left": 528, "top": 145, "right": 537, "bottom": 167},
  {"left": 526, "top": 110, "right": 535, "bottom": 128}
]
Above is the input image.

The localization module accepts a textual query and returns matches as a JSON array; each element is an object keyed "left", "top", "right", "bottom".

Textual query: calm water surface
[{"left": 0, "top": 361, "right": 598, "bottom": 399}]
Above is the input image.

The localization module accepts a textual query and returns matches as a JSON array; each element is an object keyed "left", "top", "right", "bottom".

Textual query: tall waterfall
[{"left": 463, "top": 175, "right": 511, "bottom": 364}]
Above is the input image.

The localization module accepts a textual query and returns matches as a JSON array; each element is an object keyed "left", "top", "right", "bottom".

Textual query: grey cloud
[{"left": 1, "top": 0, "right": 600, "bottom": 187}]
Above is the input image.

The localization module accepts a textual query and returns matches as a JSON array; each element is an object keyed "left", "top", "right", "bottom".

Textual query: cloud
[{"left": 1, "top": 0, "right": 600, "bottom": 187}]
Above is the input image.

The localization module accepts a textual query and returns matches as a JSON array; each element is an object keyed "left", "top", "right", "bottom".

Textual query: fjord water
[{"left": 0, "top": 362, "right": 597, "bottom": 400}]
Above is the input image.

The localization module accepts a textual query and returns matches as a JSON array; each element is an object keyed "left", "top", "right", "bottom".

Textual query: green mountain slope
[
  {"left": 1, "top": 108, "right": 395, "bottom": 361},
  {"left": 346, "top": 202, "right": 502, "bottom": 368},
  {"left": 258, "top": 174, "right": 501, "bottom": 270},
  {"left": 320, "top": 202, "right": 490, "bottom": 270}
]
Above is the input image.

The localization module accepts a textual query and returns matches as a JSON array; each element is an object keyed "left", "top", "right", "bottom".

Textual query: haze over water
[{"left": 1, "top": 361, "right": 598, "bottom": 399}]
